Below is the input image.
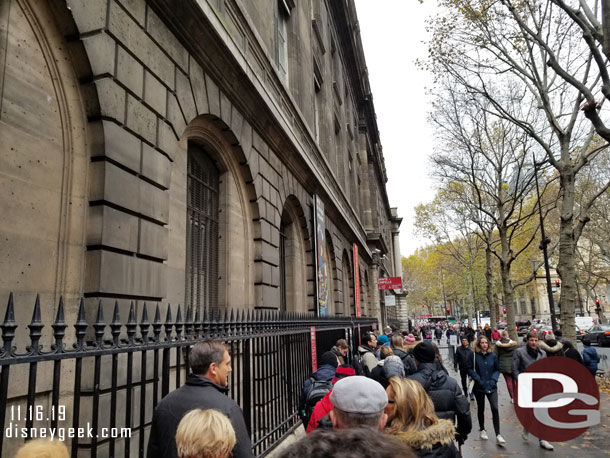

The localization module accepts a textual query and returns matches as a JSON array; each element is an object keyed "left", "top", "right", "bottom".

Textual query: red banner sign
[
  {"left": 353, "top": 243, "right": 361, "bottom": 317},
  {"left": 377, "top": 276, "right": 402, "bottom": 290},
  {"left": 310, "top": 326, "right": 317, "bottom": 372}
]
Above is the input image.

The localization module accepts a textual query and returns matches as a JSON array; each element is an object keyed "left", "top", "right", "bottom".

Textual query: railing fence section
[{"left": 0, "top": 294, "right": 377, "bottom": 457}]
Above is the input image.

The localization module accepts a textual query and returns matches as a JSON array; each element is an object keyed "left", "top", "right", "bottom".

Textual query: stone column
[{"left": 369, "top": 257, "right": 382, "bottom": 324}]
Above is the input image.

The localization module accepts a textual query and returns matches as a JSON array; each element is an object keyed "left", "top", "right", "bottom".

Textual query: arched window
[
  {"left": 186, "top": 143, "right": 220, "bottom": 313},
  {"left": 279, "top": 200, "right": 307, "bottom": 313},
  {"left": 342, "top": 252, "right": 354, "bottom": 316}
]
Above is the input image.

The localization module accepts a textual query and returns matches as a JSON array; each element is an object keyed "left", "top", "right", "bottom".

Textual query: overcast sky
[{"left": 354, "top": 0, "right": 439, "bottom": 258}]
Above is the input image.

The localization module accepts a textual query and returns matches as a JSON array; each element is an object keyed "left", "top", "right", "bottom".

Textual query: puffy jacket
[
  {"left": 357, "top": 345, "right": 378, "bottom": 374},
  {"left": 454, "top": 345, "right": 473, "bottom": 371},
  {"left": 512, "top": 345, "right": 546, "bottom": 381},
  {"left": 583, "top": 346, "right": 600, "bottom": 373},
  {"left": 390, "top": 419, "right": 458, "bottom": 458},
  {"left": 468, "top": 351, "right": 500, "bottom": 394},
  {"left": 299, "top": 365, "right": 335, "bottom": 413},
  {"left": 435, "top": 327, "right": 443, "bottom": 339},
  {"left": 494, "top": 338, "right": 517, "bottom": 374},
  {"left": 147, "top": 374, "right": 253, "bottom": 458},
  {"left": 539, "top": 340, "right": 564, "bottom": 357},
  {"left": 392, "top": 347, "right": 417, "bottom": 375},
  {"left": 306, "top": 390, "right": 333, "bottom": 433},
  {"left": 408, "top": 362, "right": 472, "bottom": 442}
]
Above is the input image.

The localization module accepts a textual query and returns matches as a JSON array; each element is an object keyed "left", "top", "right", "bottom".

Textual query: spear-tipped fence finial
[
  {"left": 152, "top": 304, "right": 162, "bottom": 343},
  {"left": 26, "top": 294, "right": 44, "bottom": 356},
  {"left": 164, "top": 304, "right": 173, "bottom": 342},
  {"left": 93, "top": 300, "right": 106, "bottom": 348},
  {"left": 73, "top": 298, "right": 88, "bottom": 351},
  {"left": 110, "top": 301, "right": 122, "bottom": 348},
  {"left": 52, "top": 297, "right": 67, "bottom": 353},
  {"left": 140, "top": 303, "right": 150, "bottom": 344},
  {"left": 126, "top": 302, "right": 137, "bottom": 346}
]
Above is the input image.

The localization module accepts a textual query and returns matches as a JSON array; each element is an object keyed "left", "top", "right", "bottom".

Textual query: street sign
[
  {"left": 385, "top": 295, "right": 396, "bottom": 306},
  {"left": 378, "top": 276, "right": 402, "bottom": 290}
]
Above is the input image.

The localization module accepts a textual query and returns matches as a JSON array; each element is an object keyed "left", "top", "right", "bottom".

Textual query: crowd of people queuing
[{"left": 11, "top": 321, "right": 602, "bottom": 458}]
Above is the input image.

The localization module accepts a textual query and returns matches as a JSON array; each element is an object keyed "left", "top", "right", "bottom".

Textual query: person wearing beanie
[
  {"left": 299, "top": 351, "right": 338, "bottom": 426},
  {"left": 377, "top": 333, "right": 390, "bottom": 348},
  {"left": 404, "top": 333, "right": 417, "bottom": 346},
  {"left": 306, "top": 365, "right": 356, "bottom": 433},
  {"left": 409, "top": 341, "right": 472, "bottom": 446},
  {"left": 582, "top": 338, "right": 600, "bottom": 376},
  {"left": 455, "top": 336, "right": 474, "bottom": 400},
  {"left": 539, "top": 333, "right": 564, "bottom": 357}
]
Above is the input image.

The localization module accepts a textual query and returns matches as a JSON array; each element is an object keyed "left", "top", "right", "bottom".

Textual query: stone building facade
[{"left": 1, "top": 0, "right": 402, "bottom": 334}]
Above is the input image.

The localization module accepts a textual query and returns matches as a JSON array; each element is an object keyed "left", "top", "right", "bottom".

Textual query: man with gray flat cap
[{"left": 328, "top": 375, "right": 388, "bottom": 431}]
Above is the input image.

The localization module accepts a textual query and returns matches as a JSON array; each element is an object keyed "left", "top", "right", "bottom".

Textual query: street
[{"left": 452, "top": 341, "right": 610, "bottom": 457}]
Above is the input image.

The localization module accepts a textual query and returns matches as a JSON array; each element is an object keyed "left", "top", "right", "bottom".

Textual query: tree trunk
[
  {"left": 486, "top": 246, "right": 496, "bottom": 328},
  {"left": 500, "top": 259, "right": 518, "bottom": 341},
  {"left": 556, "top": 165, "right": 577, "bottom": 342}
]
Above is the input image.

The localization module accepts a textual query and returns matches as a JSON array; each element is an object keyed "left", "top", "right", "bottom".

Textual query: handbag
[{"left": 467, "top": 353, "right": 476, "bottom": 393}]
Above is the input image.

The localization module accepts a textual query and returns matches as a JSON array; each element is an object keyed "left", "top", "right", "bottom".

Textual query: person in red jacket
[{"left": 306, "top": 365, "right": 356, "bottom": 433}]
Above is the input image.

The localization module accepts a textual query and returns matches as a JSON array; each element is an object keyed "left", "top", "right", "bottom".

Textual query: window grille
[{"left": 186, "top": 144, "right": 220, "bottom": 313}]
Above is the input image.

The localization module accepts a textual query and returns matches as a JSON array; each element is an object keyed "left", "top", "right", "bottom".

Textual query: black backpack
[
  {"left": 303, "top": 378, "right": 333, "bottom": 428},
  {"left": 351, "top": 352, "right": 371, "bottom": 377}
]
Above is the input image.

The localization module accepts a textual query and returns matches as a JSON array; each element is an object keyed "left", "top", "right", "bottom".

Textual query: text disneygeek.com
[{"left": 4, "top": 423, "right": 132, "bottom": 441}]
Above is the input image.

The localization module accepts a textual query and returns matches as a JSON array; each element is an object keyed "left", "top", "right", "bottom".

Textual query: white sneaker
[
  {"left": 521, "top": 430, "right": 529, "bottom": 441},
  {"left": 496, "top": 434, "right": 506, "bottom": 446},
  {"left": 511, "top": 398, "right": 514, "bottom": 404},
  {"left": 480, "top": 430, "right": 489, "bottom": 440},
  {"left": 539, "top": 440, "right": 554, "bottom": 450}
]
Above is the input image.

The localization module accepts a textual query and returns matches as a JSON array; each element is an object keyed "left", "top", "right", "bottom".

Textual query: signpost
[{"left": 377, "top": 277, "right": 402, "bottom": 290}]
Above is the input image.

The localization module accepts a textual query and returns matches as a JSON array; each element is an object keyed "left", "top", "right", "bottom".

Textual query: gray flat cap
[{"left": 330, "top": 375, "right": 388, "bottom": 414}]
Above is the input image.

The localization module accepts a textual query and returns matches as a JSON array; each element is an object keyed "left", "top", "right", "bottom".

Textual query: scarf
[{"left": 526, "top": 345, "right": 539, "bottom": 360}]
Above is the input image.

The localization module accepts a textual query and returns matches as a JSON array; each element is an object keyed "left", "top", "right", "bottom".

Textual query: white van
[{"left": 575, "top": 316, "right": 594, "bottom": 330}]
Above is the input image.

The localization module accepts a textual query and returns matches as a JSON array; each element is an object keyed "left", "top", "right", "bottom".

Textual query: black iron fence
[{"left": 0, "top": 294, "right": 377, "bottom": 457}]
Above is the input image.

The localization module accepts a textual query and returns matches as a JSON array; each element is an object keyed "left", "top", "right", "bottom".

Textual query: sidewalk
[{"left": 448, "top": 367, "right": 610, "bottom": 457}]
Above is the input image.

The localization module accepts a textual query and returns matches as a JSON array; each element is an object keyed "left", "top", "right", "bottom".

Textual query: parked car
[
  {"left": 584, "top": 324, "right": 610, "bottom": 347},
  {"left": 529, "top": 323, "right": 553, "bottom": 337},
  {"left": 576, "top": 325, "right": 588, "bottom": 341},
  {"left": 516, "top": 320, "right": 532, "bottom": 335},
  {"left": 497, "top": 321, "right": 508, "bottom": 330}
]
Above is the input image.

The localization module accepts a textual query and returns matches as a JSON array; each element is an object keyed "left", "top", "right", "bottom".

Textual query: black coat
[
  {"left": 147, "top": 374, "right": 253, "bottom": 458},
  {"left": 454, "top": 345, "right": 473, "bottom": 371},
  {"left": 408, "top": 363, "right": 472, "bottom": 441},
  {"left": 393, "top": 347, "right": 417, "bottom": 375}
]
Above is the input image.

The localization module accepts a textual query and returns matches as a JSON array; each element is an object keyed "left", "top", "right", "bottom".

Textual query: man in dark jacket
[
  {"left": 511, "top": 331, "right": 553, "bottom": 451},
  {"left": 454, "top": 336, "right": 474, "bottom": 399},
  {"left": 147, "top": 340, "right": 253, "bottom": 458},
  {"left": 408, "top": 340, "right": 472, "bottom": 445}
]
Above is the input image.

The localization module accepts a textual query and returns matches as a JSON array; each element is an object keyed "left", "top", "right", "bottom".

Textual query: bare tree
[
  {"left": 430, "top": 85, "right": 546, "bottom": 340},
  {"left": 424, "top": 0, "right": 610, "bottom": 340}
]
